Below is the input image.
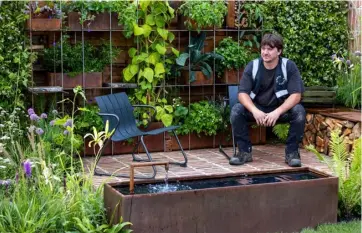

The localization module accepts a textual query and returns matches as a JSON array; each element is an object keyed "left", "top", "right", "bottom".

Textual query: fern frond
[{"left": 272, "top": 124, "right": 289, "bottom": 142}]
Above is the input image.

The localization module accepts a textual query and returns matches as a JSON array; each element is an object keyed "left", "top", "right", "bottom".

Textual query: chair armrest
[{"left": 98, "top": 113, "right": 120, "bottom": 130}]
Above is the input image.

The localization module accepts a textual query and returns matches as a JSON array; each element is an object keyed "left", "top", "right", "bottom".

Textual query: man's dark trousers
[{"left": 230, "top": 103, "right": 306, "bottom": 154}]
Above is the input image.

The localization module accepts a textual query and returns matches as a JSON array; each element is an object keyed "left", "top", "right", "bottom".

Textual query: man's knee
[
  {"left": 230, "top": 103, "right": 246, "bottom": 123},
  {"left": 290, "top": 104, "right": 306, "bottom": 123}
]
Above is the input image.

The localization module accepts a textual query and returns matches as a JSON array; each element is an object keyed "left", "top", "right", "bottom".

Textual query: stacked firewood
[{"left": 302, "top": 113, "right": 361, "bottom": 155}]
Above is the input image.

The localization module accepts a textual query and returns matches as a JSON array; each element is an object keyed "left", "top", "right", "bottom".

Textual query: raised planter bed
[
  {"left": 104, "top": 167, "right": 338, "bottom": 233},
  {"left": 47, "top": 72, "right": 102, "bottom": 88},
  {"left": 67, "top": 12, "right": 122, "bottom": 31},
  {"left": 217, "top": 69, "right": 243, "bottom": 84},
  {"left": 25, "top": 18, "right": 61, "bottom": 31}
]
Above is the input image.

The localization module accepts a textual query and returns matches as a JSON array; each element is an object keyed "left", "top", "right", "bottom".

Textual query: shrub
[
  {"left": 178, "top": 0, "right": 227, "bottom": 32},
  {"left": 262, "top": 0, "right": 348, "bottom": 87}
]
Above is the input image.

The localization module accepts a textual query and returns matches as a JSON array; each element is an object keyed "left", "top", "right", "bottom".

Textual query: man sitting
[{"left": 230, "top": 33, "right": 306, "bottom": 167}]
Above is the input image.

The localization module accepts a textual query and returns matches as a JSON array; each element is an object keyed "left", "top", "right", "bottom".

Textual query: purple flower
[
  {"left": 63, "top": 130, "right": 69, "bottom": 135},
  {"left": 30, "top": 114, "right": 40, "bottom": 121},
  {"left": 346, "top": 60, "right": 351, "bottom": 66},
  {"left": 355, "top": 51, "right": 361, "bottom": 57},
  {"left": 0, "top": 180, "right": 11, "bottom": 186},
  {"left": 27, "top": 108, "right": 35, "bottom": 116},
  {"left": 50, "top": 120, "right": 55, "bottom": 126},
  {"left": 40, "top": 113, "right": 48, "bottom": 119},
  {"left": 23, "top": 160, "right": 32, "bottom": 178},
  {"left": 53, "top": 42, "right": 56, "bottom": 46},
  {"left": 63, "top": 119, "right": 73, "bottom": 128},
  {"left": 331, "top": 54, "right": 337, "bottom": 60},
  {"left": 339, "top": 57, "right": 345, "bottom": 62},
  {"left": 35, "top": 128, "right": 44, "bottom": 135}
]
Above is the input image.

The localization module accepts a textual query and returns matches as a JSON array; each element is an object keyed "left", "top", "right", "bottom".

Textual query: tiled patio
[{"left": 82, "top": 144, "right": 333, "bottom": 187}]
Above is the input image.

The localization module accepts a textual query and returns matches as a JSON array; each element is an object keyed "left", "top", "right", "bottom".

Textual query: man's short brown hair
[{"left": 261, "top": 33, "right": 283, "bottom": 51}]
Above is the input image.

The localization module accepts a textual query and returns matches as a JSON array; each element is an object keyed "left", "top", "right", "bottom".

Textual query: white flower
[
  {"left": 0, "top": 136, "right": 10, "bottom": 140},
  {"left": 0, "top": 124, "right": 4, "bottom": 128},
  {"left": 0, "top": 165, "right": 6, "bottom": 169}
]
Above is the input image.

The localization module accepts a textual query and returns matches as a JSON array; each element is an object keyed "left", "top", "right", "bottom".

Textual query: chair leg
[
  {"left": 132, "top": 137, "right": 152, "bottom": 162},
  {"left": 219, "top": 128, "right": 236, "bottom": 160},
  {"left": 93, "top": 138, "right": 157, "bottom": 179},
  {"left": 170, "top": 130, "right": 188, "bottom": 167}
]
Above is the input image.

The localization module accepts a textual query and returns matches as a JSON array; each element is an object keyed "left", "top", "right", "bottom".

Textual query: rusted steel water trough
[{"left": 104, "top": 167, "right": 338, "bottom": 233}]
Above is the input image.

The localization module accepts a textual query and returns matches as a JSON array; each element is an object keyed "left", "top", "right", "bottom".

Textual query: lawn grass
[{"left": 301, "top": 220, "right": 361, "bottom": 233}]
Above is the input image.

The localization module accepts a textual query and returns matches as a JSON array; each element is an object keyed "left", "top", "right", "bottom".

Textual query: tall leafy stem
[{"left": 123, "top": 1, "right": 179, "bottom": 127}]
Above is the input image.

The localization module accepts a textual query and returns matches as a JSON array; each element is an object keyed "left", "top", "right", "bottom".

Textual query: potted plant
[
  {"left": 25, "top": 1, "right": 62, "bottom": 31},
  {"left": 175, "top": 32, "right": 224, "bottom": 85},
  {"left": 178, "top": 0, "right": 227, "bottom": 32},
  {"left": 215, "top": 37, "right": 250, "bottom": 84},
  {"left": 173, "top": 100, "right": 224, "bottom": 149},
  {"left": 227, "top": 1, "right": 264, "bottom": 29},
  {"left": 63, "top": 1, "right": 136, "bottom": 34},
  {"left": 43, "top": 36, "right": 120, "bottom": 88}
]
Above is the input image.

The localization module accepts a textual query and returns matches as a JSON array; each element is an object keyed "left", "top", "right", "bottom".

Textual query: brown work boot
[
  {"left": 229, "top": 151, "right": 253, "bottom": 165},
  {"left": 285, "top": 150, "right": 302, "bottom": 167}
]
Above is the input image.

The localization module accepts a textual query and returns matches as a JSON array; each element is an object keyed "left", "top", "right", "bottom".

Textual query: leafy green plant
[
  {"left": 122, "top": 1, "right": 179, "bottom": 127},
  {"left": 215, "top": 37, "right": 250, "bottom": 78},
  {"left": 306, "top": 130, "right": 361, "bottom": 219},
  {"left": 172, "top": 97, "right": 188, "bottom": 126},
  {"left": 178, "top": 0, "right": 227, "bottom": 32},
  {"left": 334, "top": 52, "right": 361, "bottom": 109},
  {"left": 75, "top": 104, "right": 104, "bottom": 137},
  {"left": 178, "top": 101, "right": 223, "bottom": 136},
  {"left": 175, "top": 32, "right": 224, "bottom": 83},
  {"left": 0, "top": 2, "right": 34, "bottom": 114},
  {"left": 272, "top": 124, "right": 290, "bottom": 142},
  {"left": 43, "top": 36, "right": 120, "bottom": 77},
  {"left": 262, "top": 0, "right": 348, "bottom": 87},
  {"left": 238, "top": 1, "right": 263, "bottom": 29}
]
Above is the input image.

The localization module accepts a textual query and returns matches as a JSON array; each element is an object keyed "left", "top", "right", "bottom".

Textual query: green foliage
[
  {"left": 262, "top": 0, "right": 348, "bottom": 87},
  {"left": 75, "top": 104, "right": 104, "bottom": 137},
  {"left": 0, "top": 88, "right": 131, "bottom": 232},
  {"left": 306, "top": 130, "right": 361, "bottom": 218},
  {"left": 43, "top": 36, "right": 120, "bottom": 77},
  {"left": 123, "top": 1, "right": 178, "bottom": 126},
  {"left": 215, "top": 37, "right": 250, "bottom": 78},
  {"left": 178, "top": 101, "right": 223, "bottom": 136},
  {"left": 172, "top": 97, "right": 188, "bottom": 126},
  {"left": 272, "top": 123, "right": 289, "bottom": 142},
  {"left": 175, "top": 32, "right": 224, "bottom": 82},
  {"left": 238, "top": 1, "right": 264, "bottom": 29},
  {"left": 301, "top": 220, "right": 361, "bottom": 233},
  {"left": 334, "top": 53, "right": 361, "bottom": 109},
  {"left": 178, "top": 0, "right": 227, "bottom": 32},
  {"left": 0, "top": 2, "right": 33, "bottom": 111}
]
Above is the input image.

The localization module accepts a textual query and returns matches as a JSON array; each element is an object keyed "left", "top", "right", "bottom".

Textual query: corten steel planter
[
  {"left": 182, "top": 70, "right": 214, "bottom": 85},
  {"left": 218, "top": 69, "right": 244, "bottom": 84},
  {"left": 26, "top": 18, "right": 61, "bottom": 31},
  {"left": 47, "top": 72, "right": 102, "bottom": 88},
  {"left": 104, "top": 167, "right": 338, "bottom": 233},
  {"left": 67, "top": 12, "right": 122, "bottom": 31}
]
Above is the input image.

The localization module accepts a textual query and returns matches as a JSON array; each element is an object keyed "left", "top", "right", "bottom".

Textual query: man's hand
[
  {"left": 251, "top": 108, "right": 267, "bottom": 126},
  {"left": 264, "top": 110, "right": 281, "bottom": 127}
]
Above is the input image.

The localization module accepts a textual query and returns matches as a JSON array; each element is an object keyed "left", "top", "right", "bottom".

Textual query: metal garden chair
[
  {"left": 219, "top": 85, "right": 238, "bottom": 160},
  {"left": 95, "top": 92, "right": 188, "bottom": 179}
]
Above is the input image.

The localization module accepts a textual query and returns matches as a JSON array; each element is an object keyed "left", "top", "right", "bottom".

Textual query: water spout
[{"left": 129, "top": 161, "right": 169, "bottom": 195}]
